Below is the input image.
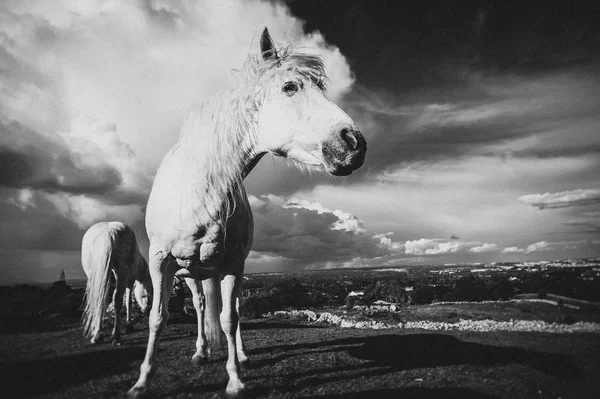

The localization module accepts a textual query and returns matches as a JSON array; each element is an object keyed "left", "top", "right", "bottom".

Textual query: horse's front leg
[
  {"left": 125, "top": 285, "right": 135, "bottom": 334},
  {"left": 111, "top": 273, "right": 126, "bottom": 345},
  {"left": 221, "top": 273, "right": 245, "bottom": 396},
  {"left": 185, "top": 277, "right": 209, "bottom": 364},
  {"left": 127, "top": 248, "right": 174, "bottom": 398}
]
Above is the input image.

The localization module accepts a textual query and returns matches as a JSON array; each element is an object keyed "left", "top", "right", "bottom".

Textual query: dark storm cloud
[
  {"left": 286, "top": 0, "right": 600, "bottom": 89},
  {"left": 248, "top": 66, "right": 600, "bottom": 194},
  {"left": 0, "top": 188, "right": 84, "bottom": 251},
  {"left": 0, "top": 119, "right": 122, "bottom": 195},
  {"left": 250, "top": 195, "right": 390, "bottom": 267},
  {"left": 276, "top": 0, "right": 600, "bottom": 179}
]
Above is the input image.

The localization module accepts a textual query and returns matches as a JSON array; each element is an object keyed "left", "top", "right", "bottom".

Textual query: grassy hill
[{"left": 1, "top": 314, "right": 599, "bottom": 398}]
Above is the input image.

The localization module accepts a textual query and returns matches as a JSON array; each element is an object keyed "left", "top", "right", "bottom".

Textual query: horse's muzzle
[{"left": 322, "top": 126, "right": 367, "bottom": 176}]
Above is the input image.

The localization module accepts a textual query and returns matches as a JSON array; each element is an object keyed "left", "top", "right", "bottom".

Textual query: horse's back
[{"left": 81, "top": 222, "right": 138, "bottom": 276}]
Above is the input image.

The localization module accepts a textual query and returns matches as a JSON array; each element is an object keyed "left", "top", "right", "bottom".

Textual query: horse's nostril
[{"left": 341, "top": 128, "right": 358, "bottom": 150}]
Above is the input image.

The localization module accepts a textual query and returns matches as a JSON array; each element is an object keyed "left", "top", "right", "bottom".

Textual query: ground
[{"left": 1, "top": 316, "right": 599, "bottom": 399}]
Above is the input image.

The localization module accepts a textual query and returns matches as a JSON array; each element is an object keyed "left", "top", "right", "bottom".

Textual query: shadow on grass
[
  {"left": 250, "top": 333, "right": 582, "bottom": 383},
  {"left": 303, "top": 386, "right": 498, "bottom": 399},
  {"left": 346, "top": 334, "right": 582, "bottom": 379},
  {"left": 1, "top": 346, "right": 145, "bottom": 397},
  {"left": 150, "top": 332, "right": 584, "bottom": 398}
]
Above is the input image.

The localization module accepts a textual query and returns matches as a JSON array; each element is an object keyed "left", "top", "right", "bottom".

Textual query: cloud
[
  {"left": 502, "top": 246, "right": 526, "bottom": 254},
  {"left": 404, "top": 239, "right": 462, "bottom": 256},
  {"left": 0, "top": 115, "right": 152, "bottom": 230},
  {"left": 470, "top": 243, "right": 499, "bottom": 253},
  {"left": 374, "top": 233, "right": 404, "bottom": 251},
  {"left": 0, "top": 188, "right": 84, "bottom": 251},
  {"left": 1, "top": 0, "right": 355, "bottom": 168},
  {"left": 344, "top": 64, "right": 600, "bottom": 179},
  {"left": 248, "top": 194, "right": 400, "bottom": 270},
  {"left": 525, "top": 241, "right": 553, "bottom": 253},
  {"left": 0, "top": 119, "right": 122, "bottom": 194},
  {"left": 502, "top": 241, "right": 555, "bottom": 254},
  {"left": 0, "top": 0, "right": 359, "bottom": 283},
  {"left": 284, "top": 198, "right": 366, "bottom": 234},
  {"left": 44, "top": 192, "right": 145, "bottom": 230},
  {"left": 518, "top": 189, "right": 600, "bottom": 209}
]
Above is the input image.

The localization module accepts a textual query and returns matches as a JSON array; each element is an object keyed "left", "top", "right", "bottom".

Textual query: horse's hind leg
[
  {"left": 91, "top": 327, "right": 103, "bottom": 344},
  {"left": 185, "top": 277, "right": 209, "bottom": 364},
  {"left": 91, "top": 281, "right": 115, "bottom": 344},
  {"left": 235, "top": 296, "right": 250, "bottom": 368},
  {"left": 125, "top": 286, "right": 135, "bottom": 334},
  {"left": 111, "top": 271, "right": 127, "bottom": 345},
  {"left": 221, "top": 273, "right": 245, "bottom": 396},
  {"left": 127, "top": 247, "right": 174, "bottom": 398}
]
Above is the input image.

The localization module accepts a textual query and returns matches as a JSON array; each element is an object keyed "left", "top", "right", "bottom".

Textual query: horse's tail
[
  {"left": 202, "top": 277, "right": 224, "bottom": 347},
  {"left": 82, "top": 229, "right": 117, "bottom": 339}
]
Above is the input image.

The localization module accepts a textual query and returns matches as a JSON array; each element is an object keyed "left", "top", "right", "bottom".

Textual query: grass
[{"left": 1, "top": 314, "right": 599, "bottom": 398}]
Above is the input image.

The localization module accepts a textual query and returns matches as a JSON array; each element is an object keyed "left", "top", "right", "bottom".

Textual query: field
[
  {"left": 2, "top": 266, "right": 599, "bottom": 398},
  {"left": 2, "top": 307, "right": 600, "bottom": 399}
]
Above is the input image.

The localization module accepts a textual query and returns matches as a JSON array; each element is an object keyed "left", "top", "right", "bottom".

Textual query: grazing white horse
[
  {"left": 81, "top": 221, "right": 153, "bottom": 345},
  {"left": 128, "top": 28, "right": 366, "bottom": 397}
]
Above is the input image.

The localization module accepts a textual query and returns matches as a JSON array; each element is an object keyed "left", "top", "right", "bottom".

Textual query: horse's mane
[{"left": 178, "top": 43, "right": 328, "bottom": 227}]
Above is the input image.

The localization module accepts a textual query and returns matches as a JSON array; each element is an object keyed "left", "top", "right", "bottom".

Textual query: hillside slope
[{"left": 1, "top": 319, "right": 599, "bottom": 398}]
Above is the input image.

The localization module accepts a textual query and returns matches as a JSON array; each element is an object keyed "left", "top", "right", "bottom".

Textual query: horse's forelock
[{"left": 239, "top": 44, "right": 328, "bottom": 92}]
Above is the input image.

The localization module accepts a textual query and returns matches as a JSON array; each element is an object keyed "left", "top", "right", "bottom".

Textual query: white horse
[
  {"left": 128, "top": 28, "right": 366, "bottom": 397},
  {"left": 81, "top": 221, "right": 153, "bottom": 345}
]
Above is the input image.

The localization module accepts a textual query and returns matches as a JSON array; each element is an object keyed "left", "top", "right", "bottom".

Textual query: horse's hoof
[
  {"left": 239, "top": 358, "right": 252, "bottom": 370},
  {"left": 192, "top": 354, "right": 208, "bottom": 365},
  {"left": 126, "top": 386, "right": 147, "bottom": 399},
  {"left": 225, "top": 380, "right": 246, "bottom": 398},
  {"left": 125, "top": 325, "right": 135, "bottom": 334},
  {"left": 112, "top": 339, "right": 122, "bottom": 346}
]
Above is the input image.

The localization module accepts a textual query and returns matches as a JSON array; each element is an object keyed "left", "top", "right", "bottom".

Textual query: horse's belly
[
  {"left": 171, "top": 236, "right": 223, "bottom": 280},
  {"left": 174, "top": 263, "right": 218, "bottom": 280}
]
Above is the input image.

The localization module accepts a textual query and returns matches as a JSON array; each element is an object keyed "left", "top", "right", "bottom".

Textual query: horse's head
[
  {"left": 255, "top": 28, "right": 366, "bottom": 176},
  {"left": 134, "top": 280, "right": 152, "bottom": 315}
]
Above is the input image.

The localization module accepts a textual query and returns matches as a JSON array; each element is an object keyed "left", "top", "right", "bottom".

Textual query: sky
[{"left": 1, "top": 0, "right": 599, "bottom": 284}]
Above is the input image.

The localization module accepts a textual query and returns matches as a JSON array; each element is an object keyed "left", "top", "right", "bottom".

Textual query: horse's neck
[
  {"left": 177, "top": 93, "right": 259, "bottom": 222},
  {"left": 135, "top": 254, "right": 151, "bottom": 284}
]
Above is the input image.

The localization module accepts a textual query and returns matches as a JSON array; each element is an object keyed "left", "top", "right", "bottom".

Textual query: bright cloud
[
  {"left": 0, "top": 0, "right": 354, "bottom": 168},
  {"left": 502, "top": 246, "right": 526, "bottom": 254},
  {"left": 404, "top": 239, "right": 462, "bottom": 256},
  {"left": 0, "top": 0, "right": 360, "bottom": 284},
  {"left": 0, "top": 0, "right": 356, "bottom": 274},
  {"left": 519, "top": 189, "right": 600, "bottom": 209},
  {"left": 470, "top": 243, "right": 499, "bottom": 253},
  {"left": 525, "top": 241, "right": 553, "bottom": 253},
  {"left": 284, "top": 199, "right": 366, "bottom": 234},
  {"left": 44, "top": 193, "right": 145, "bottom": 230},
  {"left": 502, "top": 241, "right": 555, "bottom": 254}
]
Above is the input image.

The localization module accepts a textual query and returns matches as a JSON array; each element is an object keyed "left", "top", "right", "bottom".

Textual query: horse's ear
[{"left": 260, "top": 27, "right": 278, "bottom": 62}]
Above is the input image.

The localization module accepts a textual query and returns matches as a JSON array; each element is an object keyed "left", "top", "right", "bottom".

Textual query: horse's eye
[{"left": 282, "top": 81, "right": 299, "bottom": 96}]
